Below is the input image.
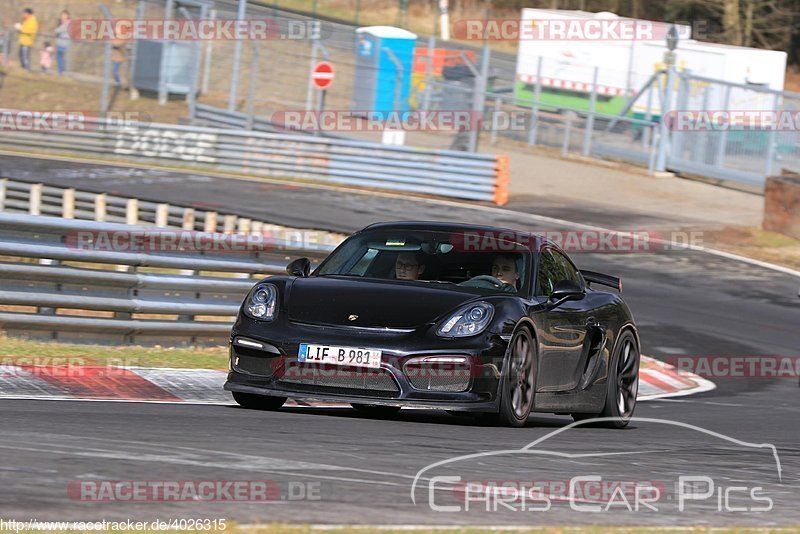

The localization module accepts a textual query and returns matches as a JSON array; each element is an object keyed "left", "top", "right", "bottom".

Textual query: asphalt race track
[{"left": 1, "top": 154, "right": 799, "bottom": 526}]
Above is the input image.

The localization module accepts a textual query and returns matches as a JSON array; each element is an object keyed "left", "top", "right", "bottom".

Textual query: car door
[{"left": 534, "top": 247, "right": 592, "bottom": 392}]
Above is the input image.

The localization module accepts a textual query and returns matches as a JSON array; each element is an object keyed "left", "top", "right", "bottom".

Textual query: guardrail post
[
  {"left": 126, "top": 199, "right": 139, "bottom": 225},
  {"left": 180, "top": 211, "right": 197, "bottom": 275},
  {"left": 155, "top": 203, "right": 170, "bottom": 227},
  {"left": 223, "top": 215, "right": 237, "bottom": 234},
  {"left": 204, "top": 211, "right": 218, "bottom": 233},
  {"left": 62, "top": 189, "right": 76, "bottom": 219},
  {"left": 237, "top": 218, "right": 251, "bottom": 234},
  {"left": 0, "top": 178, "right": 6, "bottom": 212},
  {"left": 37, "top": 257, "right": 61, "bottom": 317},
  {"left": 95, "top": 193, "right": 107, "bottom": 222},
  {"left": 251, "top": 220, "right": 263, "bottom": 237},
  {"left": 182, "top": 208, "right": 196, "bottom": 231},
  {"left": 29, "top": 184, "right": 43, "bottom": 215}
]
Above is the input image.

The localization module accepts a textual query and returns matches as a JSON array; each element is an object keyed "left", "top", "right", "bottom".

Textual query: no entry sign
[{"left": 311, "top": 61, "right": 335, "bottom": 90}]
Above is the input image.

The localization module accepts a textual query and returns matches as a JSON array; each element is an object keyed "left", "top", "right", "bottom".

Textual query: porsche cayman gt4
[{"left": 224, "top": 222, "right": 640, "bottom": 427}]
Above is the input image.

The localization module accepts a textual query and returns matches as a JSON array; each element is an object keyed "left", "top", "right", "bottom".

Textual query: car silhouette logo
[{"left": 348, "top": 314, "right": 359, "bottom": 321}]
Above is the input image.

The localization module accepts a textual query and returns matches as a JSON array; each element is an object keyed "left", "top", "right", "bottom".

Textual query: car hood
[{"left": 287, "top": 276, "right": 478, "bottom": 329}]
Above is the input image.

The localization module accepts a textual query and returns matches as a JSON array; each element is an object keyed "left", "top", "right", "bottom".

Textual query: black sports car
[{"left": 224, "top": 222, "right": 640, "bottom": 427}]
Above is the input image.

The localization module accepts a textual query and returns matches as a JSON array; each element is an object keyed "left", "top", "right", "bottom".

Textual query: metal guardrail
[
  {"left": 0, "top": 177, "right": 347, "bottom": 246},
  {"left": 0, "top": 112, "right": 510, "bottom": 205},
  {"left": 0, "top": 213, "right": 332, "bottom": 345}
]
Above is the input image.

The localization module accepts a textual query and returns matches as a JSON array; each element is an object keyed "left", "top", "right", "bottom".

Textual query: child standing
[{"left": 39, "top": 41, "right": 53, "bottom": 73}]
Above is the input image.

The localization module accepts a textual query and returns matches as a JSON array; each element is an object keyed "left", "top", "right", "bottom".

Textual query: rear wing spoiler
[{"left": 580, "top": 270, "right": 622, "bottom": 292}]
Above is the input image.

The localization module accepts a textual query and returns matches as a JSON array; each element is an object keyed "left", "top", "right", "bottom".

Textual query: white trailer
[{"left": 514, "top": 8, "right": 787, "bottom": 115}]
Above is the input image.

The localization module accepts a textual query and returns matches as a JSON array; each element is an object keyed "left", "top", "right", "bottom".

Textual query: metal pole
[
  {"left": 655, "top": 58, "right": 675, "bottom": 172},
  {"left": 228, "top": 0, "right": 247, "bottom": 111},
  {"left": 201, "top": 8, "right": 217, "bottom": 94},
  {"left": 98, "top": 4, "right": 114, "bottom": 118},
  {"left": 582, "top": 66, "right": 598, "bottom": 157},
  {"left": 713, "top": 84, "right": 731, "bottom": 167},
  {"left": 158, "top": 0, "right": 176, "bottom": 106},
  {"left": 764, "top": 93, "right": 781, "bottom": 177},
  {"left": 305, "top": 41, "right": 319, "bottom": 112},
  {"left": 439, "top": 0, "right": 450, "bottom": 41},
  {"left": 246, "top": 42, "right": 260, "bottom": 130},
  {"left": 468, "top": 44, "right": 490, "bottom": 153},
  {"left": 421, "top": 36, "right": 435, "bottom": 112},
  {"left": 178, "top": 7, "right": 200, "bottom": 120},
  {"left": 127, "top": 0, "right": 146, "bottom": 100},
  {"left": 562, "top": 111, "right": 574, "bottom": 156},
  {"left": 315, "top": 89, "right": 326, "bottom": 137},
  {"left": 671, "top": 73, "right": 689, "bottom": 162},
  {"left": 642, "top": 78, "right": 654, "bottom": 149},
  {"left": 527, "top": 56, "right": 543, "bottom": 146},
  {"left": 490, "top": 97, "right": 500, "bottom": 145}
]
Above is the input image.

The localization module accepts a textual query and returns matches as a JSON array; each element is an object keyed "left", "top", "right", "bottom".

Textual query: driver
[
  {"left": 491, "top": 253, "right": 519, "bottom": 288},
  {"left": 395, "top": 251, "right": 426, "bottom": 281}
]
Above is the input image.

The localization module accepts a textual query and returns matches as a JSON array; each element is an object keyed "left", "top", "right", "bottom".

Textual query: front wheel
[
  {"left": 232, "top": 391, "right": 286, "bottom": 411},
  {"left": 488, "top": 327, "right": 537, "bottom": 427}
]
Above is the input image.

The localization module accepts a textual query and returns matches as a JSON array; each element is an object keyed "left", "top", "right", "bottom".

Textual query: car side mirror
[
  {"left": 286, "top": 257, "right": 311, "bottom": 277},
  {"left": 549, "top": 279, "right": 584, "bottom": 303}
]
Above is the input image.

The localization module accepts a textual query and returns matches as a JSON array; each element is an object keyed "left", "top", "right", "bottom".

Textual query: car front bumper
[{"left": 223, "top": 315, "right": 509, "bottom": 411}]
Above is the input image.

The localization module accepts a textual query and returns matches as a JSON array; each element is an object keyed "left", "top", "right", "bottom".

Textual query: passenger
[{"left": 395, "top": 251, "right": 425, "bottom": 281}]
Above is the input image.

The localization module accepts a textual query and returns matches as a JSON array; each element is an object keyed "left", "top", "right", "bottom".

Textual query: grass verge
[
  {"left": 0, "top": 333, "right": 228, "bottom": 369},
  {"left": 701, "top": 226, "right": 800, "bottom": 271}
]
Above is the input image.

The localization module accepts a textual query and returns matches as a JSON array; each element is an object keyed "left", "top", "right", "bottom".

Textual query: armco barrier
[
  {"left": 0, "top": 177, "right": 347, "bottom": 246},
  {"left": 0, "top": 213, "right": 333, "bottom": 345},
  {"left": 0, "top": 111, "right": 509, "bottom": 205}
]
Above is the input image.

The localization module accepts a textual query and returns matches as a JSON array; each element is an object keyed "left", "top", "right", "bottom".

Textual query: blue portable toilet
[{"left": 352, "top": 26, "right": 417, "bottom": 117}]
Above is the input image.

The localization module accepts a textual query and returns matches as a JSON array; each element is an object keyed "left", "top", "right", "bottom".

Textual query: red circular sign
[{"left": 312, "top": 61, "right": 335, "bottom": 90}]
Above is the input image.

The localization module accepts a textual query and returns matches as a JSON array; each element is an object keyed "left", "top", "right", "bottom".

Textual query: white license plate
[{"left": 298, "top": 343, "right": 382, "bottom": 369}]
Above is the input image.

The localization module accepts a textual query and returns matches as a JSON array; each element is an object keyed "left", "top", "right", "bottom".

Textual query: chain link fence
[{"left": 1, "top": 0, "right": 798, "bottom": 188}]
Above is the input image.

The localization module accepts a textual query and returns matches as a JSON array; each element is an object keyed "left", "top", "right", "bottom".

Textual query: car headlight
[
  {"left": 437, "top": 302, "right": 494, "bottom": 337},
  {"left": 244, "top": 283, "right": 278, "bottom": 320}
]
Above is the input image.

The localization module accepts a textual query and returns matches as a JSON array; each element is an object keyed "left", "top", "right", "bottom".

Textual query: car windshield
[{"left": 314, "top": 228, "right": 531, "bottom": 294}]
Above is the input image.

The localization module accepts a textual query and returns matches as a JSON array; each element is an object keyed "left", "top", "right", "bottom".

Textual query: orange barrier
[{"left": 493, "top": 154, "right": 510, "bottom": 205}]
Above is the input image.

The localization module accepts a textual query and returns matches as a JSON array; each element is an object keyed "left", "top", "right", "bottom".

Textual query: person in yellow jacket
[{"left": 14, "top": 8, "right": 39, "bottom": 70}]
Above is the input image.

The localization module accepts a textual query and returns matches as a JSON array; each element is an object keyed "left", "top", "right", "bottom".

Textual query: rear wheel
[
  {"left": 351, "top": 404, "right": 401, "bottom": 416},
  {"left": 488, "top": 327, "right": 536, "bottom": 427},
  {"left": 232, "top": 392, "right": 286, "bottom": 411}
]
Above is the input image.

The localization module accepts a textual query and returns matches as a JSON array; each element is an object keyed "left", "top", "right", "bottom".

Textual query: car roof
[{"left": 360, "top": 221, "right": 542, "bottom": 246}]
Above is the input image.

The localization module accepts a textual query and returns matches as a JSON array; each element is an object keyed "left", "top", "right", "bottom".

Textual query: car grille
[
  {"left": 405, "top": 361, "right": 471, "bottom": 392},
  {"left": 232, "top": 353, "right": 277, "bottom": 378},
  {"left": 277, "top": 364, "right": 400, "bottom": 397}
]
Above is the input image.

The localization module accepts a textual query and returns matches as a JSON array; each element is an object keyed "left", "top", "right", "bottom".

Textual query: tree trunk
[
  {"left": 723, "top": 0, "right": 743, "bottom": 45},
  {"left": 631, "top": 0, "right": 640, "bottom": 19},
  {"left": 742, "top": 0, "right": 754, "bottom": 47}
]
